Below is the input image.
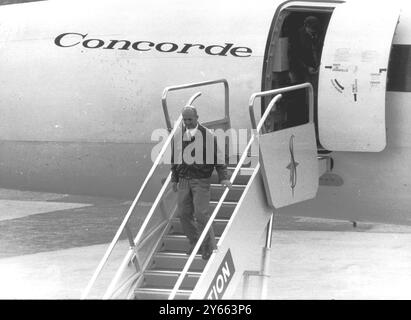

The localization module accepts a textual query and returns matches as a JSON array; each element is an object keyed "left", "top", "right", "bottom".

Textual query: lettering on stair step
[{"left": 205, "top": 249, "right": 235, "bottom": 299}]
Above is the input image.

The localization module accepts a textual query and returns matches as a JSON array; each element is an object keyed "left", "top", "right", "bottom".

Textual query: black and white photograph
[{"left": 0, "top": 0, "right": 410, "bottom": 303}]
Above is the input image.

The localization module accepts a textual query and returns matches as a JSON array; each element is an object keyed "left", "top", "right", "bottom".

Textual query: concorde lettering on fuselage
[{"left": 54, "top": 32, "right": 253, "bottom": 57}]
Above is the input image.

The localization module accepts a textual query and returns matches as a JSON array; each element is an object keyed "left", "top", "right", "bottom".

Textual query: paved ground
[{"left": 1, "top": 187, "right": 411, "bottom": 299}]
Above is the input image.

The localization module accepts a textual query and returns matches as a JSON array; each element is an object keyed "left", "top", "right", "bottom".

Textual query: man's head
[
  {"left": 182, "top": 105, "right": 198, "bottom": 129},
  {"left": 304, "top": 16, "right": 320, "bottom": 38}
]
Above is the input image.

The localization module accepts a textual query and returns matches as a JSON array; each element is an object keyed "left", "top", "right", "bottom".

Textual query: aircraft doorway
[{"left": 262, "top": 5, "right": 333, "bottom": 145}]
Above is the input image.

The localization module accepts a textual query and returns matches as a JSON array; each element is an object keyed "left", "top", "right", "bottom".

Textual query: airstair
[
  {"left": 81, "top": 80, "right": 330, "bottom": 300},
  {"left": 132, "top": 165, "right": 254, "bottom": 299}
]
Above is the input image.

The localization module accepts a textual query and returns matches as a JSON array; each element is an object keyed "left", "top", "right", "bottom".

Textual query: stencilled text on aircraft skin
[{"left": 55, "top": 32, "right": 253, "bottom": 57}]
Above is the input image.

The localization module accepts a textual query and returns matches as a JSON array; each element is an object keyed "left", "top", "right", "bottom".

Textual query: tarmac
[{"left": 1, "top": 187, "right": 411, "bottom": 300}]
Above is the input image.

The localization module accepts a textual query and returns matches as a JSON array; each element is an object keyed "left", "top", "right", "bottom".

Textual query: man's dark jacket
[
  {"left": 289, "top": 26, "right": 322, "bottom": 79},
  {"left": 171, "top": 124, "right": 229, "bottom": 183}
]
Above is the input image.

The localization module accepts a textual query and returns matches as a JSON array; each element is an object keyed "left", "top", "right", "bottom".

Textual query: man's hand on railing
[
  {"left": 172, "top": 182, "right": 178, "bottom": 192},
  {"left": 220, "top": 179, "right": 232, "bottom": 190}
]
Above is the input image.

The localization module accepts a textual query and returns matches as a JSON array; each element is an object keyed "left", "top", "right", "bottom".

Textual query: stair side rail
[
  {"left": 82, "top": 79, "right": 230, "bottom": 299},
  {"left": 248, "top": 82, "right": 314, "bottom": 133},
  {"left": 169, "top": 83, "right": 314, "bottom": 300},
  {"left": 168, "top": 94, "right": 285, "bottom": 299},
  {"left": 103, "top": 79, "right": 230, "bottom": 298},
  {"left": 248, "top": 82, "right": 314, "bottom": 299},
  {"left": 81, "top": 115, "right": 183, "bottom": 299},
  {"left": 162, "top": 79, "right": 230, "bottom": 132}
]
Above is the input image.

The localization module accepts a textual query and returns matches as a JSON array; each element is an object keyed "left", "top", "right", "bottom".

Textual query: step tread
[
  {"left": 135, "top": 287, "right": 192, "bottom": 294},
  {"left": 171, "top": 217, "right": 229, "bottom": 223},
  {"left": 154, "top": 252, "right": 202, "bottom": 258},
  {"left": 210, "top": 200, "right": 238, "bottom": 205},
  {"left": 164, "top": 234, "right": 221, "bottom": 240},
  {"left": 155, "top": 248, "right": 202, "bottom": 255},
  {"left": 144, "top": 270, "right": 202, "bottom": 276},
  {"left": 210, "top": 184, "right": 246, "bottom": 188},
  {"left": 227, "top": 166, "right": 255, "bottom": 170}
]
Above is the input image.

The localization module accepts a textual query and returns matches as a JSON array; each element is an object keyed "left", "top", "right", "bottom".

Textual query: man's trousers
[{"left": 177, "top": 177, "right": 216, "bottom": 251}]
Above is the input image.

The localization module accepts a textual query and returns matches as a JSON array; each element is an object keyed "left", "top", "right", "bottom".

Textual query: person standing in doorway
[
  {"left": 289, "top": 15, "right": 322, "bottom": 85},
  {"left": 289, "top": 15, "right": 323, "bottom": 144}
]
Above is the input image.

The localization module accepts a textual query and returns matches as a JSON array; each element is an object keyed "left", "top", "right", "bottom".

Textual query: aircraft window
[{"left": 387, "top": 45, "right": 411, "bottom": 92}]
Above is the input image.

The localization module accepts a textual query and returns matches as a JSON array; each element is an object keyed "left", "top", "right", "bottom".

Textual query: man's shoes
[
  {"left": 201, "top": 243, "right": 213, "bottom": 261},
  {"left": 186, "top": 241, "right": 213, "bottom": 260}
]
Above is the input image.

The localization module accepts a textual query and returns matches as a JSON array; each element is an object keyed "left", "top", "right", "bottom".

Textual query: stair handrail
[
  {"left": 82, "top": 79, "right": 230, "bottom": 299},
  {"left": 81, "top": 118, "right": 183, "bottom": 300},
  {"left": 168, "top": 93, "right": 285, "bottom": 299},
  {"left": 249, "top": 82, "right": 314, "bottom": 132},
  {"left": 169, "top": 83, "right": 314, "bottom": 299},
  {"left": 162, "top": 79, "right": 230, "bottom": 132},
  {"left": 102, "top": 172, "right": 174, "bottom": 299}
]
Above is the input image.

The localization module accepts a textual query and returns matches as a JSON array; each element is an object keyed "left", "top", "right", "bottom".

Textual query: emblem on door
[{"left": 286, "top": 135, "right": 299, "bottom": 196}]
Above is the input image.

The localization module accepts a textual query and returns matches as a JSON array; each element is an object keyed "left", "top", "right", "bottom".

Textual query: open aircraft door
[
  {"left": 250, "top": 83, "right": 319, "bottom": 209},
  {"left": 318, "top": 0, "right": 400, "bottom": 152}
]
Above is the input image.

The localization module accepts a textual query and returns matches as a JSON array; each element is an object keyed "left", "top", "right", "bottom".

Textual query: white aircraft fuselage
[{"left": 0, "top": 0, "right": 410, "bottom": 225}]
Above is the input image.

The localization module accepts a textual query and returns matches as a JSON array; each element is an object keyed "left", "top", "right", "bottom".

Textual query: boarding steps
[
  {"left": 133, "top": 166, "right": 253, "bottom": 299},
  {"left": 82, "top": 81, "right": 329, "bottom": 300}
]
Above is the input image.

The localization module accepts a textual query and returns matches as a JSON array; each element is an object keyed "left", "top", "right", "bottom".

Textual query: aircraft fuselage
[{"left": 0, "top": 0, "right": 410, "bottom": 226}]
